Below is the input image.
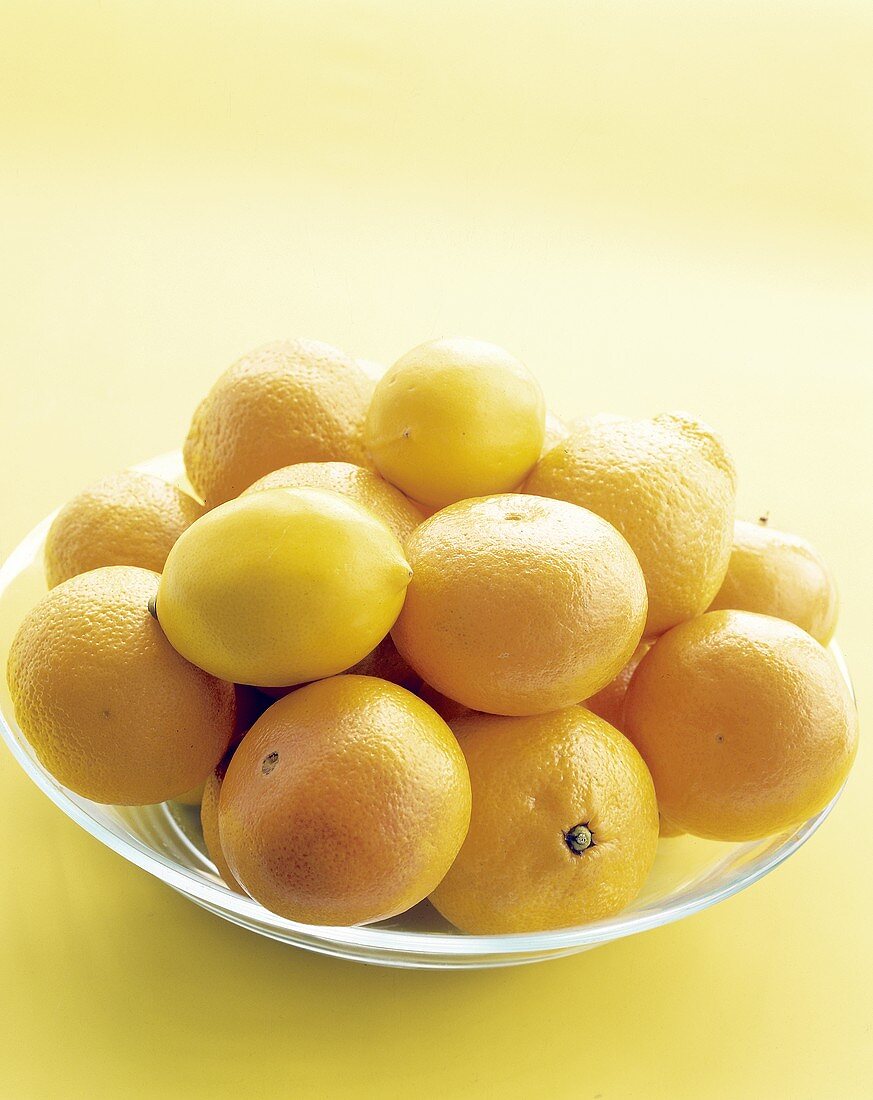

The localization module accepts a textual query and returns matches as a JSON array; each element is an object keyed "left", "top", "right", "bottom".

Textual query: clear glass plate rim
[{"left": 0, "top": 455, "right": 850, "bottom": 959}]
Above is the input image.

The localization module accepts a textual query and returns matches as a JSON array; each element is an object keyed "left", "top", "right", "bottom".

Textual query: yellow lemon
[
  {"left": 524, "top": 412, "right": 736, "bottom": 636},
  {"left": 365, "top": 337, "right": 545, "bottom": 508},
  {"left": 156, "top": 487, "right": 411, "bottom": 687},
  {"left": 708, "top": 519, "right": 838, "bottom": 644}
]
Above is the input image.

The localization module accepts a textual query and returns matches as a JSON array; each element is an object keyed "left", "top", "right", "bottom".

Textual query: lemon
[
  {"left": 365, "top": 337, "right": 545, "bottom": 509},
  {"left": 156, "top": 487, "right": 412, "bottom": 687}
]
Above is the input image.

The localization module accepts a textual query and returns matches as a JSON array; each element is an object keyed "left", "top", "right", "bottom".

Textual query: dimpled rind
[
  {"left": 524, "top": 411, "right": 737, "bottom": 636},
  {"left": 709, "top": 519, "right": 838, "bottom": 644},
  {"left": 183, "top": 339, "right": 373, "bottom": 507},
  {"left": 391, "top": 494, "right": 648, "bottom": 716},
  {"left": 623, "top": 609, "right": 859, "bottom": 841},
  {"left": 218, "top": 676, "right": 472, "bottom": 926},
  {"left": 6, "top": 566, "right": 237, "bottom": 805},
  {"left": 429, "top": 707, "right": 659, "bottom": 934},
  {"left": 44, "top": 470, "right": 205, "bottom": 588},
  {"left": 243, "top": 460, "right": 425, "bottom": 544}
]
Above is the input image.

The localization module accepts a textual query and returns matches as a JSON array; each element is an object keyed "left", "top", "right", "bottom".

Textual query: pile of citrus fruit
[{"left": 6, "top": 337, "right": 858, "bottom": 934}]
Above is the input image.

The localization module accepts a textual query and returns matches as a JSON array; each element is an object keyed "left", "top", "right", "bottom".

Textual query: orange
[
  {"left": 44, "top": 470, "right": 204, "bottom": 588},
  {"left": 624, "top": 610, "right": 859, "bottom": 841},
  {"left": 243, "top": 460, "right": 425, "bottom": 544},
  {"left": 6, "top": 567, "right": 236, "bottom": 805},
  {"left": 260, "top": 634, "right": 421, "bottom": 701},
  {"left": 175, "top": 684, "right": 268, "bottom": 805},
  {"left": 541, "top": 410, "right": 570, "bottom": 457},
  {"left": 429, "top": 707, "right": 659, "bottom": 934},
  {"left": 365, "top": 337, "right": 545, "bottom": 508},
  {"left": 709, "top": 518, "right": 838, "bottom": 644},
  {"left": 524, "top": 412, "right": 736, "bottom": 636},
  {"left": 219, "top": 676, "right": 471, "bottom": 925},
  {"left": 584, "top": 642, "right": 650, "bottom": 730},
  {"left": 201, "top": 755, "right": 245, "bottom": 893},
  {"left": 183, "top": 339, "right": 372, "bottom": 506},
  {"left": 391, "top": 494, "right": 647, "bottom": 715}
]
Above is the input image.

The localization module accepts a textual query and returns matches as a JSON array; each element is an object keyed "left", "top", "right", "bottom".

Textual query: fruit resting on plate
[{"left": 5, "top": 335, "right": 856, "bottom": 932}]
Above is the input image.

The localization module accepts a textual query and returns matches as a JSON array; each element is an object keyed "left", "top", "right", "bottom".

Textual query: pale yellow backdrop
[{"left": 1, "top": 3, "right": 872, "bottom": 1097}]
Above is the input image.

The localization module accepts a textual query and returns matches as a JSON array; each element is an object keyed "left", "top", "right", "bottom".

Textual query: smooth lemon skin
[
  {"left": 157, "top": 487, "right": 412, "bottom": 688},
  {"left": 429, "top": 707, "right": 659, "bottom": 935},
  {"left": 218, "top": 676, "right": 472, "bottom": 926},
  {"left": 708, "top": 519, "right": 838, "bottom": 644},
  {"left": 243, "top": 460, "right": 425, "bottom": 544},
  {"left": 365, "top": 337, "right": 546, "bottom": 509},
  {"left": 623, "top": 610, "right": 859, "bottom": 842},
  {"left": 524, "top": 412, "right": 737, "bottom": 636},
  {"left": 392, "top": 494, "right": 648, "bottom": 716}
]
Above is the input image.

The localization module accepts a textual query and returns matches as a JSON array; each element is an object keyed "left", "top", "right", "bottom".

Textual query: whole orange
[
  {"left": 184, "top": 339, "right": 372, "bottom": 506},
  {"left": 709, "top": 519, "right": 838, "bottom": 644},
  {"left": 429, "top": 707, "right": 659, "bottom": 934},
  {"left": 391, "top": 494, "right": 647, "bottom": 715},
  {"left": 524, "top": 412, "right": 736, "bottom": 636},
  {"left": 6, "top": 567, "right": 236, "bottom": 804},
  {"left": 44, "top": 470, "right": 204, "bottom": 588},
  {"left": 624, "top": 610, "right": 858, "bottom": 841},
  {"left": 219, "top": 676, "right": 471, "bottom": 926}
]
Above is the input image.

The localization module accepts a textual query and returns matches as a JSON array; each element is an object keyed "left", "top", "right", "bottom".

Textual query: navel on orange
[{"left": 429, "top": 707, "right": 659, "bottom": 934}]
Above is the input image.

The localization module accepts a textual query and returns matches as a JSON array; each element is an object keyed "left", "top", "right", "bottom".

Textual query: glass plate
[{"left": 0, "top": 453, "right": 854, "bottom": 969}]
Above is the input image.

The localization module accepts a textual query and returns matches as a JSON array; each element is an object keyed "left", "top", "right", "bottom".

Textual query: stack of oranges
[{"left": 6, "top": 337, "right": 858, "bottom": 934}]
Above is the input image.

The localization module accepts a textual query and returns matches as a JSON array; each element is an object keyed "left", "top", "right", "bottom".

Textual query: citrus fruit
[
  {"left": 44, "top": 470, "right": 204, "bottom": 589},
  {"left": 6, "top": 567, "right": 236, "bottom": 805},
  {"left": 584, "top": 642, "right": 650, "bottom": 731},
  {"left": 391, "top": 494, "right": 647, "bottom": 715},
  {"left": 174, "top": 684, "right": 268, "bottom": 805},
  {"left": 524, "top": 412, "right": 736, "bottom": 636},
  {"left": 623, "top": 610, "right": 858, "bottom": 841},
  {"left": 365, "top": 337, "right": 545, "bottom": 508},
  {"left": 156, "top": 487, "right": 411, "bottom": 687},
  {"left": 201, "top": 756, "right": 245, "bottom": 893},
  {"left": 243, "top": 460, "right": 424, "bottom": 544},
  {"left": 218, "top": 676, "right": 471, "bottom": 926},
  {"left": 259, "top": 633, "right": 421, "bottom": 700},
  {"left": 429, "top": 707, "right": 659, "bottom": 934},
  {"left": 183, "top": 339, "right": 372, "bottom": 506},
  {"left": 541, "top": 410, "right": 570, "bottom": 457},
  {"left": 709, "top": 518, "right": 838, "bottom": 644}
]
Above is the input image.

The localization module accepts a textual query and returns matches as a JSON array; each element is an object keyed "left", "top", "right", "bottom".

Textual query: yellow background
[{"left": 1, "top": 2, "right": 872, "bottom": 1096}]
